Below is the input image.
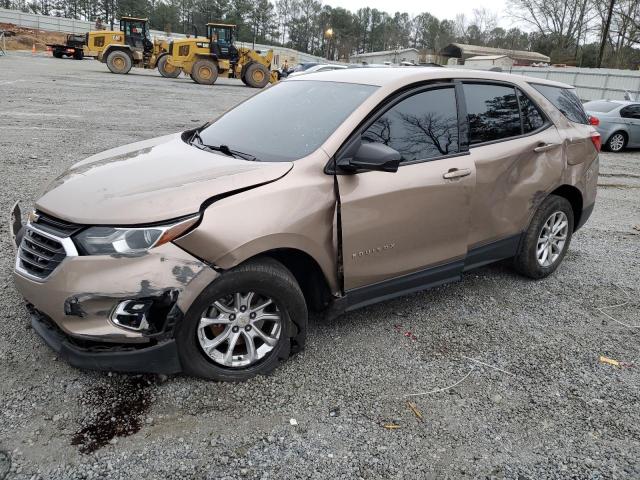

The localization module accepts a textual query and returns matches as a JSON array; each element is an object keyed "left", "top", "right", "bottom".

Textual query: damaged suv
[{"left": 12, "top": 68, "right": 599, "bottom": 381}]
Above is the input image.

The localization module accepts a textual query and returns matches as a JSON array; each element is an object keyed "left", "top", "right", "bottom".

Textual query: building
[
  {"left": 465, "top": 55, "right": 515, "bottom": 69},
  {"left": 349, "top": 48, "right": 420, "bottom": 65},
  {"left": 440, "top": 43, "right": 550, "bottom": 66}
]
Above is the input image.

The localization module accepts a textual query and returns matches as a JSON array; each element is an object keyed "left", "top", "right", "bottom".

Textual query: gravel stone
[{"left": 0, "top": 52, "right": 639, "bottom": 480}]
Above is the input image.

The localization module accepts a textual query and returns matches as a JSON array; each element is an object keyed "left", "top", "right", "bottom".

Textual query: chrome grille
[{"left": 17, "top": 228, "right": 68, "bottom": 279}]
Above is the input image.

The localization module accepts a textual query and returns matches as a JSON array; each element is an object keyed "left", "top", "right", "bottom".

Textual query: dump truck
[
  {"left": 47, "top": 34, "right": 86, "bottom": 60},
  {"left": 167, "top": 23, "right": 278, "bottom": 88},
  {"left": 85, "top": 17, "right": 181, "bottom": 78}
]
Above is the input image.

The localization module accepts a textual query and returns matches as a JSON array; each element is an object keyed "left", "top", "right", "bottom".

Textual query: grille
[
  {"left": 18, "top": 228, "right": 68, "bottom": 279},
  {"left": 33, "top": 211, "right": 83, "bottom": 236}
]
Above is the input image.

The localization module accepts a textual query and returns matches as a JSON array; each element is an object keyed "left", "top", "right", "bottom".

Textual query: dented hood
[{"left": 36, "top": 134, "right": 293, "bottom": 225}]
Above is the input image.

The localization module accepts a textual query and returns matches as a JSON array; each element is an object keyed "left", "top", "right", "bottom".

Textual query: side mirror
[{"left": 339, "top": 138, "right": 401, "bottom": 173}]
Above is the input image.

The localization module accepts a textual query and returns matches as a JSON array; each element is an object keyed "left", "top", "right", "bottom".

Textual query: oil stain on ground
[{"left": 71, "top": 375, "right": 156, "bottom": 454}]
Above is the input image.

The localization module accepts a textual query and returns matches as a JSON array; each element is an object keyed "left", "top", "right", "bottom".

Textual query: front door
[{"left": 338, "top": 84, "right": 475, "bottom": 301}]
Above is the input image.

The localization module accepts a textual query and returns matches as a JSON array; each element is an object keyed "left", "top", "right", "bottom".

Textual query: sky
[{"left": 332, "top": 0, "right": 511, "bottom": 26}]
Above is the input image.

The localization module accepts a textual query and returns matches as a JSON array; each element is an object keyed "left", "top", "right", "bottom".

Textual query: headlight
[{"left": 74, "top": 215, "right": 199, "bottom": 255}]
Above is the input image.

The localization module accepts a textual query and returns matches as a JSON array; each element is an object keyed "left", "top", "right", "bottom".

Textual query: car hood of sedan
[{"left": 36, "top": 133, "right": 293, "bottom": 225}]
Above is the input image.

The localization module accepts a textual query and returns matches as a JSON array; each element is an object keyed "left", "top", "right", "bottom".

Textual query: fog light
[{"left": 111, "top": 299, "right": 153, "bottom": 331}]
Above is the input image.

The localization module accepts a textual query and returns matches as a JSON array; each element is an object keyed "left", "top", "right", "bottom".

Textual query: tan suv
[{"left": 11, "top": 68, "right": 599, "bottom": 381}]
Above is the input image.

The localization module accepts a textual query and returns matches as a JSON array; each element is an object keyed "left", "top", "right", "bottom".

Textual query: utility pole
[{"left": 597, "top": 0, "right": 615, "bottom": 68}]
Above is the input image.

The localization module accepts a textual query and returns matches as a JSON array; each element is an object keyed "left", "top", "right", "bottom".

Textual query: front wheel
[
  {"left": 73, "top": 49, "right": 84, "bottom": 60},
  {"left": 176, "top": 257, "right": 307, "bottom": 381},
  {"left": 157, "top": 54, "right": 181, "bottom": 78},
  {"left": 514, "top": 195, "right": 574, "bottom": 279},
  {"left": 244, "top": 63, "right": 270, "bottom": 88}
]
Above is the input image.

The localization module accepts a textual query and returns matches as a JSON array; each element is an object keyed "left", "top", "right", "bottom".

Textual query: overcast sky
[{"left": 332, "top": 0, "right": 512, "bottom": 26}]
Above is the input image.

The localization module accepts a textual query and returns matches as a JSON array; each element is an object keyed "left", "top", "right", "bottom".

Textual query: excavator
[
  {"left": 85, "top": 17, "right": 181, "bottom": 78},
  {"left": 166, "top": 23, "right": 278, "bottom": 88}
]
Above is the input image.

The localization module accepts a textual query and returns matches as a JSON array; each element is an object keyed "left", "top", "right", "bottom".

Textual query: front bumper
[
  {"left": 11, "top": 205, "right": 220, "bottom": 372},
  {"left": 30, "top": 308, "right": 182, "bottom": 374}
]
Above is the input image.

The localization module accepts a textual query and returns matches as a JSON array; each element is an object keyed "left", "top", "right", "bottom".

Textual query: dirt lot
[
  {"left": 0, "top": 23, "right": 66, "bottom": 51},
  {"left": 0, "top": 53, "right": 639, "bottom": 480}
]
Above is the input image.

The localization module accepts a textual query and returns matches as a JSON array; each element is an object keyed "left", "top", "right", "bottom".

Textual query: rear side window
[
  {"left": 517, "top": 89, "right": 545, "bottom": 133},
  {"left": 531, "top": 84, "right": 588, "bottom": 124},
  {"left": 362, "top": 86, "right": 459, "bottom": 162},
  {"left": 463, "top": 83, "right": 521, "bottom": 144},
  {"left": 620, "top": 104, "right": 640, "bottom": 119}
]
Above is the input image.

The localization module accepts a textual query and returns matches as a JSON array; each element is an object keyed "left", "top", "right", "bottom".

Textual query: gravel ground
[{"left": 1, "top": 53, "right": 639, "bottom": 480}]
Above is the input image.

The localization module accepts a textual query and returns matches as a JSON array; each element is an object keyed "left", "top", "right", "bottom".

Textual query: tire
[
  {"left": 106, "top": 50, "right": 132, "bottom": 74},
  {"left": 157, "top": 54, "right": 181, "bottom": 78},
  {"left": 73, "top": 49, "right": 84, "bottom": 60},
  {"left": 244, "top": 62, "right": 270, "bottom": 88},
  {"left": 190, "top": 58, "right": 218, "bottom": 85},
  {"left": 176, "top": 257, "right": 307, "bottom": 381},
  {"left": 53, "top": 50, "right": 63, "bottom": 59},
  {"left": 514, "top": 195, "right": 574, "bottom": 279},
  {"left": 606, "top": 131, "right": 627, "bottom": 152}
]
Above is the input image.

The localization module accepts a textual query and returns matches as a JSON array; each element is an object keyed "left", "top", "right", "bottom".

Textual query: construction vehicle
[
  {"left": 47, "top": 34, "right": 86, "bottom": 60},
  {"left": 85, "top": 17, "right": 181, "bottom": 78},
  {"left": 167, "top": 23, "right": 278, "bottom": 88}
]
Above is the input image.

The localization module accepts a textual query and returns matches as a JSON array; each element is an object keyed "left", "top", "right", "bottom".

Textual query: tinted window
[
  {"left": 464, "top": 84, "right": 521, "bottom": 144},
  {"left": 584, "top": 100, "right": 619, "bottom": 113},
  {"left": 620, "top": 104, "right": 640, "bottom": 119},
  {"left": 531, "top": 84, "right": 588, "bottom": 124},
  {"left": 362, "top": 87, "right": 459, "bottom": 162},
  {"left": 518, "top": 89, "right": 545, "bottom": 133},
  {"left": 199, "top": 81, "right": 377, "bottom": 162}
]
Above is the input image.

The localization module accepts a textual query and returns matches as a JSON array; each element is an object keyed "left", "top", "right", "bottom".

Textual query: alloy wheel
[
  {"left": 609, "top": 133, "right": 625, "bottom": 151},
  {"left": 197, "top": 292, "right": 281, "bottom": 368},
  {"left": 536, "top": 211, "right": 569, "bottom": 267}
]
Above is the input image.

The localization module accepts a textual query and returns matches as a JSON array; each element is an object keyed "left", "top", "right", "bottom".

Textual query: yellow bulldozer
[
  {"left": 86, "top": 17, "right": 181, "bottom": 78},
  {"left": 167, "top": 23, "right": 278, "bottom": 88}
]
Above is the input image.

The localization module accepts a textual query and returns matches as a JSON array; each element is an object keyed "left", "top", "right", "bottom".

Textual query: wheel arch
[
  {"left": 549, "top": 184, "right": 583, "bottom": 231},
  {"left": 230, "top": 248, "right": 333, "bottom": 312},
  {"left": 103, "top": 45, "right": 132, "bottom": 62}
]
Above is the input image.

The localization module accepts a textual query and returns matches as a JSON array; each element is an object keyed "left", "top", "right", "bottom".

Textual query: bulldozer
[
  {"left": 166, "top": 23, "right": 278, "bottom": 88},
  {"left": 85, "top": 17, "right": 182, "bottom": 78}
]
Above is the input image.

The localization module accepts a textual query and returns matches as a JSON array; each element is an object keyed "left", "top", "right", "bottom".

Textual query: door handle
[
  {"left": 533, "top": 142, "right": 560, "bottom": 153},
  {"left": 443, "top": 168, "right": 471, "bottom": 179}
]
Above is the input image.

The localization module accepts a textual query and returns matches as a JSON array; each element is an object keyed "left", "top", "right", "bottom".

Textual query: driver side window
[{"left": 361, "top": 87, "right": 459, "bottom": 163}]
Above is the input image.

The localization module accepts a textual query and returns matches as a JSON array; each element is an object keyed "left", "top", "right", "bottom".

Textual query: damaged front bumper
[{"left": 11, "top": 204, "right": 219, "bottom": 373}]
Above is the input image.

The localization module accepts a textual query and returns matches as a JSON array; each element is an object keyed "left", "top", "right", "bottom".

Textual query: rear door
[
  {"left": 619, "top": 104, "right": 640, "bottom": 147},
  {"left": 463, "top": 82, "right": 565, "bottom": 251},
  {"left": 338, "top": 84, "right": 475, "bottom": 298}
]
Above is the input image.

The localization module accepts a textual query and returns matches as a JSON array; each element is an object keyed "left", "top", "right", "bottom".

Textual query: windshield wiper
[{"left": 189, "top": 128, "right": 258, "bottom": 162}]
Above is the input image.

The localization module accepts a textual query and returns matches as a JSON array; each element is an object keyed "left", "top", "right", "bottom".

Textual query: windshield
[{"left": 198, "top": 80, "right": 377, "bottom": 162}]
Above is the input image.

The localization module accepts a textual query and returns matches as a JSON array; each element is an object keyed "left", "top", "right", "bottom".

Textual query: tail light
[
  {"left": 589, "top": 116, "right": 600, "bottom": 126},
  {"left": 590, "top": 132, "right": 601, "bottom": 152}
]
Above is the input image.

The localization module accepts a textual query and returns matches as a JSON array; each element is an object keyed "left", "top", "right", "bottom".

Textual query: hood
[{"left": 36, "top": 134, "right": 293, "bottom": 225}]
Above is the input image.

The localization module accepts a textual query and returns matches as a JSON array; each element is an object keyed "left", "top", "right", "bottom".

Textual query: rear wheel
[
  {"left": 176, "top": 257, "right": 307, "bottom": 381},
  {"left": 514, "top": 195, "right": 574, "bottom": 279},
  {"left": 53, "top": 50, "right": 63, "bottom": 59},
  {"left": 606, "top": 131, "right": 626, "bottom": 152},
  {"left": 106, "top": 50, "right": 132, "bottom": 74},
  {"left": 73, "top": 49, "right": 84, "bottom": 60},
  {"left": 244, "top": 63, "right": 270, "bottom": 88},
  {"left": 157, "top": 54, "right": 181, "bottom": 78},
  {"left": 190, "top": 59, "right": 218, "bottom": 85}
]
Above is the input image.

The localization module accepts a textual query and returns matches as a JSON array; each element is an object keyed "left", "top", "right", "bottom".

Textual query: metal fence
[
  {"left": 0, "top": 7, "right": 91, "bottom": 34},
  {"left": 449, "top": 63, "right": 640, "bottom": 101},
  {"left": 0, "top": 7, "right": 325, "bottom": 67}
]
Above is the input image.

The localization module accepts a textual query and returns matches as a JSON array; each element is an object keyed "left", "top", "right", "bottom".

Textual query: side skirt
[{"left": 329, "top": 233, "right": 522, "bottom": 318}]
